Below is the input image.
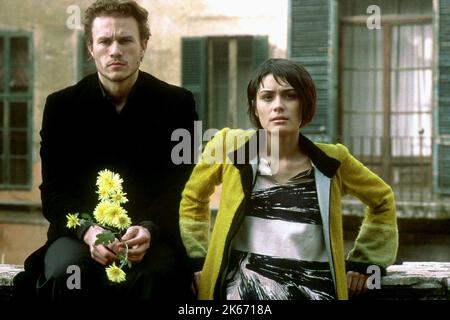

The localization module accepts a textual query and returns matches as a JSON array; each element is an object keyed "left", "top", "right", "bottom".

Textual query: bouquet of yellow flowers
[{"left": 66, "top": 169, "right": 132, "bottom": 283}]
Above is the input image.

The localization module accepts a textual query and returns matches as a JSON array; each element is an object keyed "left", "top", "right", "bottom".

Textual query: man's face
[{"left": 89, "top": 16, "right": 146, "bottom": 83}]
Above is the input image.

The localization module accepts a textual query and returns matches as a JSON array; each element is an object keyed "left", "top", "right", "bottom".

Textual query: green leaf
[
  {"left": 79, "top": 219, "right": 91, "bottom": 227},
  {"left": 95, "top": 230, "right": 115, "bottom": 246},
  {"left": 81, "top": 213, "right": 92, "bottom": 220}
]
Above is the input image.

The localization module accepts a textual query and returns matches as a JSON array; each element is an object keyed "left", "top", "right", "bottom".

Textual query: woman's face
[{"left": 255, "top": 74, "right": 302, "bottom": 134}]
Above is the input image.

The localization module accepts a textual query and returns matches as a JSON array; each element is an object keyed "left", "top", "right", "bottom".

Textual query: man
[{"left": 14, "top": 0, "right": 197, "bottom": 300}]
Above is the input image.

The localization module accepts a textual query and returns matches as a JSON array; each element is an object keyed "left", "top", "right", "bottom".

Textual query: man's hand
[
  {"left": 83, "top": 224, "right": 120, "bottom": 266},
  {"left": 120, "top": 226, "right": 151, "bottom": 263},
  {"left": 346, "top": 271, "right": 369, "bottom": 299}
]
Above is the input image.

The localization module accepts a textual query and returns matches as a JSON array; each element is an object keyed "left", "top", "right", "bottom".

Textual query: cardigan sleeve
[
  {"left": 179, "top": 129, "right": 226, "bottom": 272},
  {"left": 338, "top": 144, "right": 398, "bottom": 270}
]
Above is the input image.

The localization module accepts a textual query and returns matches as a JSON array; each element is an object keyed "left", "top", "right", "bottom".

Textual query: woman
[{"left": 180, "top": 58, "right": 398, "bottom": 300}]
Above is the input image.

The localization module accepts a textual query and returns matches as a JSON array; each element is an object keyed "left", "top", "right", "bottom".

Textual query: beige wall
[{"left": 0, "top": 221, "right": 48, "bottom": 265}]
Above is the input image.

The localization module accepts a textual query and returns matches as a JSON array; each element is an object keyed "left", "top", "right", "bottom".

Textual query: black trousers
[{"left": 37, "top": 237, "right": 194, "bottom": 300}]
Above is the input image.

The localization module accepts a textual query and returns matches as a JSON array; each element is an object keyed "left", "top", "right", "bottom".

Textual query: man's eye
[{"left": 261, "top": 95, "right": 272, "bottom": 101}]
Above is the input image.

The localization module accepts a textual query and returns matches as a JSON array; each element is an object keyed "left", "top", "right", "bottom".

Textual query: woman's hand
[
  {"left": 346, "top": 271, "right": 369, "bottom": 299},
  {"left": 120, "top": 226, "right": 151, "bottom": 263},
  {"left": 191, "top": 271, "right": 201, "bottom": 296},
  {"left": 83, "top": 224, "right": 119, "bottom": 266}
]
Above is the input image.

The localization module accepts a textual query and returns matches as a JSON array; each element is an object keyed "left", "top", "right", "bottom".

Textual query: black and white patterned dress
[{"left": 224, "top": 159, "right": 336, "bottom": 300}]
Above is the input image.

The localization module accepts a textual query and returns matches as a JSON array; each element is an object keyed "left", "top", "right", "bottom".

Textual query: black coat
[{"left": 14, "top": 71, "right": 198, "bottom": 296}]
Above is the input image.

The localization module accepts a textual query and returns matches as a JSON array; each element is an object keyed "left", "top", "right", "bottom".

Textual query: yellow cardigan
[{"left": 180, "top": 128, "right": 398, "bottom": 300}]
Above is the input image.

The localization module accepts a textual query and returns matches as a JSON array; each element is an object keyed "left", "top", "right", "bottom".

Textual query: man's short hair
[
  {"left": 84, "top": 0, "right": 151, "bottom": 47},
  {"left": 247, "top": 58, "right": 316, "bottom": 129}
]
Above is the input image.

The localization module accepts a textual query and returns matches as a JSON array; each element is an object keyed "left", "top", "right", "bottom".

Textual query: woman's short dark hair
[
  {"left": 84, "top": 0, "right": 151, "bottom": 47},
  {"left": 247, "top": 58, "right": 316, "bottom": 129}
]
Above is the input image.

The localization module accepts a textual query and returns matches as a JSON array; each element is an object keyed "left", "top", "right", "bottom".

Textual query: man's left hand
[{"left": 120, "top": 226, "right": 151, "bottom": 263}]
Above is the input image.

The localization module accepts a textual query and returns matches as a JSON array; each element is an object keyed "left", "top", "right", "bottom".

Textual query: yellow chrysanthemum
[
  {"left": 66, "top": 213, "right": 80, "bottom": 229},
  {"left": 113, "top": 213, "right": 132, "bottom": 230},
  {"left": 111, "top": 191, "right": 129, "bottom": 205},
  {"left": 97, "top": 185, "right": 111, "bottom": 202},
  {"left": 97, "top": 170, "right": 123, "bottom": 194},
  {"left": 97, "top": 169, "right": 114, "bottom": 185},
  {"left": 93, "top": 202, "right": 113, "bottom": 224},
  {"left": 103, "top": 203, "right": 127, "bottom": 228},
  {"left": 105, "top": 263, "right": 126, "bottom": 283}
]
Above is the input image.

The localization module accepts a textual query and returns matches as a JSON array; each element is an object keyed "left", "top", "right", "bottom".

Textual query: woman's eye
[
  {"left": 261, "top": 95, "right": 272, "bottom": 101},
  {"left": 285, "top": 93, "right": 297, "bottom": 99}
]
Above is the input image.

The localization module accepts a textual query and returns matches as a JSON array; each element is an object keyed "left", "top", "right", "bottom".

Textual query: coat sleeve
[
  {"left": 338, "top": 144, "right": 398, "bottom": 272},
  {"left": 138, "top": 88, "right": 198, "bottom": 245},
  {"left": 39, "top": 93, "right": 92, "bottom": 241},
  {"left": 179, "top": 129, "right": 226, "bottom": 271}
]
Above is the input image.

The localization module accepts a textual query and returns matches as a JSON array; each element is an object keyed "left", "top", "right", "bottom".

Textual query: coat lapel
[{"left": 313, "top": 164, "right": 337, "bottom": 290}]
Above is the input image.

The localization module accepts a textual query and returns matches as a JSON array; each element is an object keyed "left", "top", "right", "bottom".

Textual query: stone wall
[{"left": 1, "top": 262, "right": 449, "bottom": 301}]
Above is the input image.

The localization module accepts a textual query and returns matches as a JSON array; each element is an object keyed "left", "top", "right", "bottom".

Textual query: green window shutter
[
  {"left": 251, "top": 36, "right": 269, "bottom": 71},
  {"left": 435, "top": 0, "right": 450, "bottom": 194},
  {"left": 0, "top": 32, "right": 33, "bottom": 189},
  {"left": 182, "top": 38, "right": 207, "bottom": 126},
  {"left": 435, "top": 145, "right": 450, "bottom": 194},
  {"left": 289, "top": 0, "right": 334, "bottom": 140}
]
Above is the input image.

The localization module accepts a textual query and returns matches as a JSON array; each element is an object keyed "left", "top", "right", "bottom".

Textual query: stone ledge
[
  {"left": 0, "top": 264, "right": 23, "bottom": 286},
  {"left": 1, "top": 262, "right": 449, "bottom": 300},
  {"left": 0, "top": 264, "right": 23, "bottom": 301},
  {"left": 342, "top": 197, "right": 450, "bottom": 219},
  {"left": 371, "top": 262, "right": 450, "bottom": 299}
]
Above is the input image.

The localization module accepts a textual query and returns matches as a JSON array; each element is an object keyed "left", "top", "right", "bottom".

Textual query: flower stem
[{"left": 119, "top": 243, "right": 129, "bottom": 269}]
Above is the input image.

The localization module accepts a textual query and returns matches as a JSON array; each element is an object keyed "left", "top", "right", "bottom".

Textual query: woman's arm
[
  {"left": 339, "top": 144, "right": 399, "bottom": 271},
  {"left": 179, "top": 130, "right": 226, "bottom": 272}
]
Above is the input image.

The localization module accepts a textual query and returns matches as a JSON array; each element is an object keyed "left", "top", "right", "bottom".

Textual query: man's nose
[{"left": 110, "top": 41, "right": 123, "bottom": 57}]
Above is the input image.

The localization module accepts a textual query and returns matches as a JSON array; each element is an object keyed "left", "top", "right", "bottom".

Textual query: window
[
  {"left": 77, "top": 32, "right": 96, "bottom": 80},
  {"left": 0, "top": 33, "right": 33, "bottom": 188},
  {"left": 182, "top": 36, "right": 269, "bottom": 130},
  {"left": 339, "top": 0, "right": 433, "bottom": 200}
]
